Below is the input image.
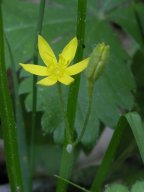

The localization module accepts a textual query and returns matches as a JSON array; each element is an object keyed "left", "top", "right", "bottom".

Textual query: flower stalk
[
  {"left": 57, "top": 84, "right": 72, "bottom": 143},
  {"left": 73, "top": 43, "right": 109, "bottom": 147},
  {"left": 30, "top": 0, "right": 45, "bottom": 189},
  {"left": 73, "top": 86, "right": 93, "bottom": 147}
]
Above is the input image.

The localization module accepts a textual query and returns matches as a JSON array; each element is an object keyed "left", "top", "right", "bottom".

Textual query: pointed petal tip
[
  {"left": 68, "top": 78, "right": 75, "bottom": 85},
  {"left": 66, "top": 57, "right": 90, "bottom": 76},
  {"left": 38, "top": 34, "right": 57, "bottom": 65},
  {"left": 38, "top": 34, "right": 43, "bottom": 40},
  {"left": 58, "top": 74, "right": 74, "bottom": 85},
  {"left": 37, "top": 76, "right": 57, "bottom": 86},
  {"left": 19, "top": 63, "right": 25, "bottom": 68},
  {"left": 60, "top": 37, "right": 78, "bottom": 65},
  {"left": 38, "top": 35, "right": 43, "bottom": 44},
  {"left": 72, "top": 37, "right": 78, "bottom": 45},
  {"left": 36, "top": 81, "right": 44, "bottom": 86},
  {"left": 64, "top": 78, "right": 75, "bottom": 85},
  {"left": 36, "top": 81, "right": 40, "bottom": 85},
  {"left": 73, "top": 36, "right": 78, "bottom": 41}
]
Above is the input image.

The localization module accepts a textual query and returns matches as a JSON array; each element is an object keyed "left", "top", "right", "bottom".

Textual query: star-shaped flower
[{"left": 20, "top": 35, "right": 89, "bottom": 86}]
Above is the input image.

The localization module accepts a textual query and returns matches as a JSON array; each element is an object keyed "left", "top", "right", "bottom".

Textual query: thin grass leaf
[
  {"left": 0, "top": 2, "right": 23, "bottom": 191},
  {"left": 126, "top": 112, "right": 144, "bottom": 161},
  {"left": 91, "top": 112, "right": 144, "bottom": 192},
  {"left": 5, "top": 35, "right": 30, "bottom": 192}
]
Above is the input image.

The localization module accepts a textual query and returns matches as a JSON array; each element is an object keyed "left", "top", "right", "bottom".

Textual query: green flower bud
[{"left": 86, "top": 43, "right": 110, "bottom": 82}]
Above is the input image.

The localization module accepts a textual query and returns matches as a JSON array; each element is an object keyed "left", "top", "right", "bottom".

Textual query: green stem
[
  {"left": 0, "top": 2, "right": 23, "bottom": 192},
  {"left": 56, "top": 1, "right": 87, "bottom": 192},
  {"left": 67, "top": 0, "right": 87, "bottom": 134},
  {"left": 30, "top": 0, "right": 45, "bottom": 188},
  {"left": 132, "top": 0, "right": 144, "bottom": 45},
  {"left": 5, "top": 35, "right": 30, "bottom": 192},
  {"left": 57, "top": 83, "right": 72, "bottom": 143},
  {"left": 73, "top": 82, "right": 93, "bottom": 147}
]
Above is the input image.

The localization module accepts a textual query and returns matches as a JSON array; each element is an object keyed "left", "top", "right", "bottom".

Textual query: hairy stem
[
  {"left": 57, "top": 83, "right": 72, "bottom": 143},
  {"left": 56, "top": 1, "right": 87, "bottom": 192},
  {"left": 30, "top": 0, "right": 45, "bottom": 189},
  {"left": 73, "top": 83, "right": 94, "bottom": 147}
]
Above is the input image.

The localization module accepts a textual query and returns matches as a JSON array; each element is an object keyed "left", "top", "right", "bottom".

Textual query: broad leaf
[
  {"left": 131, "top": 181, "right": 144, "bottom": 192},
  {"left": 108, "top": 3, "right": 144, "bottom": 48},
  {"left": 3, "top": 0, "right": 135, "bottom": 147},
  {"left": 104, "top": 184, "right": 129, "bottom": 192}
]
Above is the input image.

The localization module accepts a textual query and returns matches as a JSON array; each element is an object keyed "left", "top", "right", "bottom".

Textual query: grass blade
[
  {"left": 91, "top": 112, "right": 144, "bottom": 192},
  {"left": 0, "top": 2, "right": 23, "bottom": 191},
  {"left": 5, "top": 36, "right": 30, "bottom": 192},
  {"left": 126, "top": 112, "right": 144, "bottom": 162}
]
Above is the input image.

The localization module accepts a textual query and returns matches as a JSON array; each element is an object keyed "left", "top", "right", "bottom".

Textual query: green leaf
[
  {"left": 6, "top": 0, "right": 135, "bottom": 147},
  {"left": 91, "top": 112, "right": 144, "bottom": 192},
  {"left": 131, "top": 50, "right": 144, "bottom": 118},
  {"left": 108, "top": 3, "right": 144, "bottom": 48},
  {"left": 76, "top": 19, "right": 135, "bottom": 147},
  {"left": 104, "top": 184, "right": 129, "bottom": 192},
  {"left": 131, "top": 181, "right": 144, "bottom": 192},
  {"left": 34, "top": 144, "right": 62, "bottom": 175},
  {"left": 3, "top": 0, "right": 76, "bottom": 68},
  {"left": 126, "top": 113, "right": 144, "bottom": 161}
]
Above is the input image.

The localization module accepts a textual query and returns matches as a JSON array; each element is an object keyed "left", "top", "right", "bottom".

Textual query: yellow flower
[{"left": 20, "top": 35, "right": 89, "bottom": 86}]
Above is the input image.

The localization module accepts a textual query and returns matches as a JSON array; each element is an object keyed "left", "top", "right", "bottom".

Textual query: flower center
[
  {"left": 54, "top": 64, "right": 65, "bottom": 78},
  {"left": 59, "top": 54, "right": 69, "bottom": 66}
]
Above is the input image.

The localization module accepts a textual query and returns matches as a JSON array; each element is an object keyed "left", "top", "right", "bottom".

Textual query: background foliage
[
  {"left": 4, "top": 0, "right": 135, "bottom": 145},
  {"left": 1, "top": 0, "right": 144, "bottom": 191}
]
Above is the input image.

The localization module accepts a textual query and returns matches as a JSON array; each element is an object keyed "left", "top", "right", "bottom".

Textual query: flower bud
[{"left": 86, "top": 43, "right": 110, "bottom": 82}]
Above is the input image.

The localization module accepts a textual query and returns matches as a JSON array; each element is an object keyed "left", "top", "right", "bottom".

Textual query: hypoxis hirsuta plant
[
  {"left": 19, "top": 3, "right": 110, "bottom": 192},
  {"left": 20, "top": 33, "right": 110, "bottom": 190},
  {"left": 20, "top": 35, "right": 89, "bottom": 143},
  {"left": 20, "top": 36, "right": 110, "bottom": 147}
]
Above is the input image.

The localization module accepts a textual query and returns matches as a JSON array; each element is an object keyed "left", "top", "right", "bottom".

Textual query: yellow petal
[
  {"left": 38, "top": 35, "right": 57, "bottom": 66},
  {"left": 60, "top": 37, "right": 78, "bottom": 65},
  {"left": 37, "top": 76, "right": 57, "bottom": 86},
  {"left": 20, "top": 63, "right": 48, "bottom": 76},
  {"left": 65, "top": 58, "right": 90, "bottom": 76},
  {"left": 58, "top": 74, "right": 74, "bottom": 85}
]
